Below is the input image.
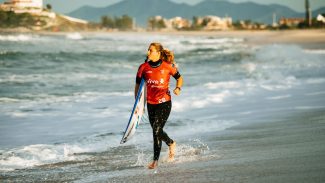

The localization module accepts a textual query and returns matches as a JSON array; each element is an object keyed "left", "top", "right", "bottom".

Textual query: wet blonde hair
[{"left": 149, "top": 42, "right": 175, "bottom": 64}]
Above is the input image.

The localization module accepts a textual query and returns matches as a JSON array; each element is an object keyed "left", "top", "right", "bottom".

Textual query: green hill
[{"left": 0, "top": 10, "right": 92, "bottom": 31}]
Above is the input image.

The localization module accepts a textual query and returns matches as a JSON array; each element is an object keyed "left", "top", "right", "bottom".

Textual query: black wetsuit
[
  {"left": 136, "top": 60, "right": 180, "bottom": 161},
  {"left": 147, "top": 101, "right": 174, "bottom": 160}
]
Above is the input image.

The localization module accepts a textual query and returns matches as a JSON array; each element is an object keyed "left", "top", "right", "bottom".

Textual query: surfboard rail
[{"left": 120, "top": 78, "right": 146, "bottom": 144}]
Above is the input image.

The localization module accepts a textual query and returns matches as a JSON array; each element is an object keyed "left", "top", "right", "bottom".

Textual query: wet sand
[{"left": 108, "top": 110, "right": 325, "bottom": 183}]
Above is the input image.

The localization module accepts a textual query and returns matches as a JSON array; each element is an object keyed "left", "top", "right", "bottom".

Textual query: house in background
[
  {"left": 279, "top": 17, "right": 305, "bottom": 27},
  {"left": 149, "top": 15, "right": 233, "bottom": 30},
  {"left": 0, "top": 0, "right": 90, "bottom": 31},
  {"left": 196, "top": 16, "right": 232, "bottom": 30},
  {"left": 0, "top": 0, "right": 43, "bottom": 14},
  {"left": 0, "top": 0, "right": 57, "bottom": 19},
  {"left": 168, "top": 17, "right": 191, "bottom": 30},
  {"left": 317, "top": 14, "right": 325, "bottom": 24}
]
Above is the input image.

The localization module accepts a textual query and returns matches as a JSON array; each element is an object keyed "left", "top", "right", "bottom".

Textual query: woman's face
[{"left": 147, "top": 45, "right": 160, "bottom": 62}]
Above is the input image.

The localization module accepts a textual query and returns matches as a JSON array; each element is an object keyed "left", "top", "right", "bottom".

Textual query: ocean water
[{"left": 0, "top": 32, "right": 325, "bottom": 181}]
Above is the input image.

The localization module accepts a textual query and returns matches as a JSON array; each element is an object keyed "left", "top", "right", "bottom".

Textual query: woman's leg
[{"left": 147, "top": 101, "right": 173, "bottom": 161}]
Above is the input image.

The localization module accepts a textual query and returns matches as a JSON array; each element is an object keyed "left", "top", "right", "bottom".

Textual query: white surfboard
[{"left": 120, "top": 78, "right": 146, "bottom": 144}]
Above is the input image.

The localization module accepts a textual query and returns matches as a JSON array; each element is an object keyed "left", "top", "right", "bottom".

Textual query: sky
[{"left": 1, "top": 0, "right": 324, "bottom": 14}]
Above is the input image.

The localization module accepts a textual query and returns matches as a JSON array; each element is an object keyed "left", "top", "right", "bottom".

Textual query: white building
[
  {"left": 168, "top": 17, "right": 191, "bottom": 29},
  {"left": 317, "top": 14, "right": 325, "bottom": 23},
  {"left": 0, "top": 0, "right": 43, "bottom": 13},
  {"left": 199, "top": 16, "right": 232, "bottom": 30},
  {"left": 12, "top": 0, "right": 42, "bottom": 9}
]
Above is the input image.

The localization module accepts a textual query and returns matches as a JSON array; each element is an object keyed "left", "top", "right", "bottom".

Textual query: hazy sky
[{"left": 1, "top": 0, "right": 324, "bottom": 14}]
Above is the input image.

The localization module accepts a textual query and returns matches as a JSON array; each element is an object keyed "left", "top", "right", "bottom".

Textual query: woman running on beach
[{"left": 135, "top": 42, "right": 183, "bottom": 169}]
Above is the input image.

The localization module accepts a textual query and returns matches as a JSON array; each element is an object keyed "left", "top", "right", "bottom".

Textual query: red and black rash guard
[{"left": 136, "top": 60, "right": 181, "bottom": 104}]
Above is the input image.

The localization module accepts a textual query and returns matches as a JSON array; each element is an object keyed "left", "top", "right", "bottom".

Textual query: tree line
[
  {"left": 101, "top": 15, "right": 133, "bottom": 30},
  {"left": 0, "top": 10, "right": 41, "bottom": 28}
]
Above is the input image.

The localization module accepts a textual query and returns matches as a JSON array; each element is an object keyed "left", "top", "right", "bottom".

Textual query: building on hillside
[
  {"left": 0, "top": 0, "right": 43, "bottom": 14},
  {"left": 11, "top": 0, "right": 42, "bottom": 8},
  {"left": 168, "top": 17, "right": 191, "bottom": 29},
  {"left": 0, "top": 0, "right": 57, "bottom": 19},
  {"left": 60, "top": 15, "right": 89, "bottom": 25},
  {"left": 196, "top": 16, "right": 232, "bottom": 30},
  {"left": 317, "top": 14, "right": 325, "bottom": 24},
  {"left": 279, "top": 17, "right": 305, "bottom": 27},
  {"left": 148, "top": 15, "right": 233, "bottom": 31}
]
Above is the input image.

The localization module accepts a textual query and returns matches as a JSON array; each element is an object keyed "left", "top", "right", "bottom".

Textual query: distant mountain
[
  {"left": 69, "top": 0, "right": 192, "bottom": 25},
  {"left": 68, "top": 0, "right": 323, "bottom": 27},
  {"left": 309, "top": 7, "right": 325, "bottom": 17}
]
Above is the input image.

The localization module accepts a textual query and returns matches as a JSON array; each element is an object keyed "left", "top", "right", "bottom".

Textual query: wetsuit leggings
[{"left": 147, "top": 100, "right": 174, "bottom": 161}]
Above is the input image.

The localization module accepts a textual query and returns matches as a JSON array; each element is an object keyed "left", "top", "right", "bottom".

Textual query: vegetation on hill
[
  {"left": 0, "top": 10, "right": 46, "bottom": 28},
  {"left": 100, "top": 15, "right": 133, "bottom": 30}
]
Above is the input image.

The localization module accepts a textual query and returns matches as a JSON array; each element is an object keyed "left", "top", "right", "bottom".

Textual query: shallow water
[{"left": 0, "top": 32, "right": 325, "bottom": 181}]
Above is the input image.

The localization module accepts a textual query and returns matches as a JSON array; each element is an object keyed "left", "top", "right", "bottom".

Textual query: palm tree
[
  {"left": 305, "top": 0, "right": 312, "bottom": 26},
  {"left": 46, "top": 4, "right": 52, "bottom": 11}
]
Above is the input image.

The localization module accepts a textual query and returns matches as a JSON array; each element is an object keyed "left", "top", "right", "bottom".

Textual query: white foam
[
  {"left": 133, "top": 150, "right": 151, "bottom": 167},
  {"left": 66, "top": 32, "right": 83, "bottom": 40},
  {"left": 239, "top": 111, "right": 253, "bottom": 115},
  {"left": 0, "top": 135, "right": 122, "bottom": 172},
  {"left": 305, "top": 78, "right": 325, "bottom": 84},
  {"left": 0, "top": 34, "right": 32, "bottom": 42},
  {"left": 295, "top": 106, "right": 325, "bottom": 110},
  {"left": 305, "top": 91, "right": 325, "bottom": 96},
  {"left": 255, "top": 44, "right": 305, "bottom": 62},
  {"left": 0, "top": 51, "right": 10, "bottom": 55},
  {"left": 260, "top": 84, "right": 287, "bottom": 91},
  {"left": 260, "top": 76, "right": 298, "bottom": 91},
  {"left": 186, "top": 119, "right": 237, "bottom": 134},
  {"left": 0, "top": 144, "right": 77, "bottom": 171},
  {"left": 173, "top": 94, "right": 223, "bottom": 111},
  {"left": 9, "top": 112, "right": 29, "bottom": 118},
  {"left": 253, "top": 45, "right": 325, "bottom": 81},
  {"left": 266, "top": 95, "right": 291, "bottom": 100},
  {"left": 0, "top": 73, "right": 126, "bottom": 84},
  {"left": 204, "top": 81, "right": 241, "bottom": 90},
  {"left": 243, "top": 62, "right": 257, "bottom": 74},
  {"left": 0, "top": 97, "right": 20, "bottom": 103},
  {"left": 161, "top": 139, "right": 216, "bottom": 164},
  {"left": 208, "top": 91, "right": 231, "bottom": 103},
  {"left": 304, "top": 49, "right": 325, "bottom": 54},
  {"left": 191, "top": 99, "right": 210, "bottom": 108},
  {"left": 185, "top": 37, "right": 243, "bottom": 44},
  {"left": 174, "top": 80, "right": 246, "bottom": 112}
]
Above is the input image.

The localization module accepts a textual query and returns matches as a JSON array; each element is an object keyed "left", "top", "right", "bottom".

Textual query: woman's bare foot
[
  {"left": 147, "top": 160, "right": 158, "bottom": 169},
  {"left": 168, "top": 141, "right": 176, "bottom": 162}
]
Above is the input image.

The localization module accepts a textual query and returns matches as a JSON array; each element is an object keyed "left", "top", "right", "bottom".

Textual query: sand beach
[
  {"left": 108, "top": 110, "right": 325, "bottom": 183},
  {"left": 147, "top": 29, "right": 325, "bottom": 48}
]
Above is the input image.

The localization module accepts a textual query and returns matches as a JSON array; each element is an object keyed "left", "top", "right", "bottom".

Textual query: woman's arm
[
  {"left": 173, "top": 76, "right": 183, "bottom": 96},
  {"left": 134, "top": 83, "right": 140, "bottom": 99}
]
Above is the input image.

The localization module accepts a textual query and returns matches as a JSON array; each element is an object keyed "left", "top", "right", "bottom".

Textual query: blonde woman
[{"left": 135, "top": 42, "right": 183, "bottom": 169}]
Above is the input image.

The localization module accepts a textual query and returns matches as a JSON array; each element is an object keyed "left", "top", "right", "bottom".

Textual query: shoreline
[{"left": 1, "top": 29, "right": 325, "bottom": 46}]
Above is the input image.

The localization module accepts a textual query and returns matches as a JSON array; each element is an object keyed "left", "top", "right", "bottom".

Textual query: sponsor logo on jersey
[
  {"left": 147, "top": 79, "right": 159, "bottom": 84},
  {"left": 160, "top": 78, "right": 164, "bottom": 84}
]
